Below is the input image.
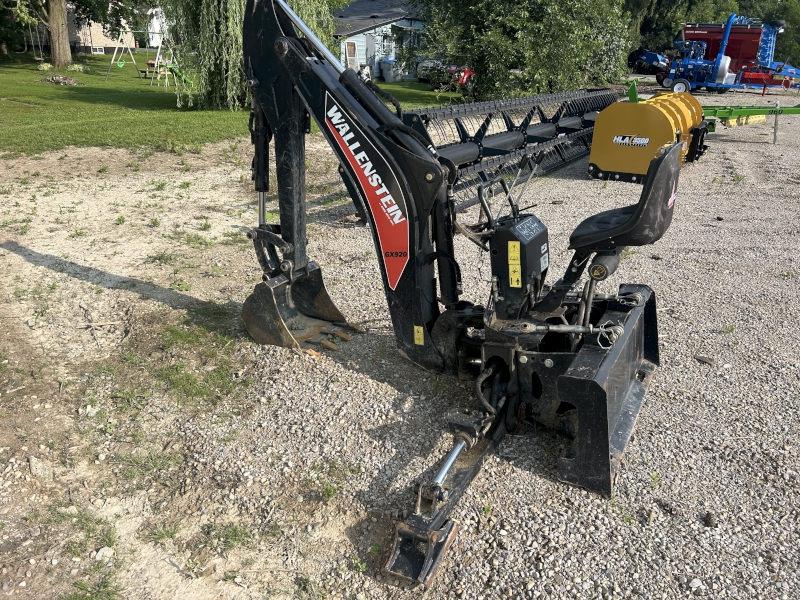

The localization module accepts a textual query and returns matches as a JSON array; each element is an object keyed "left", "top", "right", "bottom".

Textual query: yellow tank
[{"left": 588, "top": 92, "right": 708, "bottom": 183}]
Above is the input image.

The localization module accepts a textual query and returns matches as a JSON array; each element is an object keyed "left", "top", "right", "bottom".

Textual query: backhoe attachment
[{"left": 243, "top": 0, "right": 680, "bottom": 587}]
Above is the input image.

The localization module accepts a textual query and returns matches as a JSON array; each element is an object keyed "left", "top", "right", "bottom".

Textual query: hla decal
[
  {"left": 324, "top": 93, "right": 409, "bottom": 289},
  {"left": 613, "top": 134, "right": 650, "bottom": 147}
]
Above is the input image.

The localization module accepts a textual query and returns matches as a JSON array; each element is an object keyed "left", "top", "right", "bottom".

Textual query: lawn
[
  {"left": 0, "top": 54, "right": 246, "bottom": 154},
  {"left": 0, "top": 53, "right": 463, "bottom": 155},
  {"left": 377, "top": 81, "right": 463, "bottom": 109}
]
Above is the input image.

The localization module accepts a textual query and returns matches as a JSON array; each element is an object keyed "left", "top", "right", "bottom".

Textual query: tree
[
  {"left": 624, "top": 0, "right": 693, "bottom": 51},
  {"left": 72, "top": 0, "right": 158, "bottom": 48},
  {"left": 1, "top": 0, "right": 37, "bottom": 56},
  {"left": 410, "top": 0, "right": 631, "bottom": 99},
  {"left": 766, "top": 0, "right": 800, "bottom": 65},
  {"left": 22, "top": 0, "right": 70, "bottom": 66},
  {"left": 686, "top": 0, "right": 740, "bottom": 23},
  {"left": 737, "top": 0, "right": 778, "bottom": 18},
  {"left": 6, "top": 0, "right": 156, "bottom": 67},
  {"left": 162, "top": 0, "right": 347, "bottom": 110}
]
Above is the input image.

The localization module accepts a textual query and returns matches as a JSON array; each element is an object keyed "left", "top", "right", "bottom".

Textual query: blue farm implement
[{"left": 658, "top": 13, "right": 800, "bottom": 94}]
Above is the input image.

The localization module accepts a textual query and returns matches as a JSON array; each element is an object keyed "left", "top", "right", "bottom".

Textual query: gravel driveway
[
  {"left": 0, "top": 89, "right": 797, "bottom": 599},
  {"left": 178, "top": 89, "right": 799, "bottom": 599}
]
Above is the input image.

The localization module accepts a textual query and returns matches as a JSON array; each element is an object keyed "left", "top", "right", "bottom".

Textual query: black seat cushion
[
  {"left": 569, "top": 143, "right": 681, "bottom": 251},
  {"left": 569, "top": 205, "right": 636, "bottom": 248}
]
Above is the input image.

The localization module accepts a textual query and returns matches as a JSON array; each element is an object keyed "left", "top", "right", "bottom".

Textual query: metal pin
[{"left": 774, "top": 101, "right": 780, "bottom": 145}]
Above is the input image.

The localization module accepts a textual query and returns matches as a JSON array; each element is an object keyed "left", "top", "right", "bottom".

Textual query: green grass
[
  {"left": 375, "top": 81, "right": 463, "bottom": 109},
  {"left": 155, "top": 361, "right": 235, "bottom": 401},
  {"left": 0, "top": 54, "right": 462, "bottom": 154},
  {"left": 146, "top": 523, "right": 180, "bottom": 546},
  {"left": 201, "top": 523, "right": 251, "bottom": 553},
  {"left": 116, "top": 451, "right": 183, "bottom": 481},
  {"left": 0, "top": 54, "right": 246, "bottom": 154},
  {"left": 144, "top": 250, "right": 179, "bottom": 265},
  {"left": 63, "top": 576, "right": 124, "bottom": 600},
  {"left": 112, "top": 387, "right": 151, "bottom": 413}
]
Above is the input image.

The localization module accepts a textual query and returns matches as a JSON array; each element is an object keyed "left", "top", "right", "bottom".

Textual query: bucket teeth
[
  {"left": 300, "top": 325, "right": 359, "bottom": 351},
  {"left": 317, "top": 339, "right": 339, "bottom": 351}
]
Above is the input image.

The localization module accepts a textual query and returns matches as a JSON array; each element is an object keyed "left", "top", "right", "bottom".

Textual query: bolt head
[
  {"left": 425, "top": 172, "right": 434, "bottom": 182},
  {"left": 519, "top": 355, "right": 528, "bottom": 364},
  {"left": 543, "top": 358, "right": 554, "bottom": 368},
  {"left": 275, "top": 39, "right": 289, "bottom": 56}
]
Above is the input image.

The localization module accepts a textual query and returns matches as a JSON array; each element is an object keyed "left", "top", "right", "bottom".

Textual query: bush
[
  {"left": 67, "top": 64, "right": 90, "bottom": 73},
  {"left": 37, "top": 62, "right": 52, "bottom": 71}
]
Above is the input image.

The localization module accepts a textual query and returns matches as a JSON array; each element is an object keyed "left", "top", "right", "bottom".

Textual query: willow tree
[{"left": 164, "top": 0, "right": 346, "bottom": 110}]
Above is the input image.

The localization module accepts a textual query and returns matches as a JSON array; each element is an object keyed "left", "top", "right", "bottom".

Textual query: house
[
  {"left": 334, "top": 0, "right": 423, "bottom": 81},
  {"left": 22, "top": 9, "right": 164, "bottom": 56},
  {"left": 68, "top": 18, "right": 135, "bottom": 55}
]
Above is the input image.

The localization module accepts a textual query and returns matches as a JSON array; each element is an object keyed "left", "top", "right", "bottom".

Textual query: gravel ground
[
  {"left": 172, "top": 89, "right": 800, "bottom": 599},
  {"left": 0, "top": 88, "right": 798, "bottom": 599}
]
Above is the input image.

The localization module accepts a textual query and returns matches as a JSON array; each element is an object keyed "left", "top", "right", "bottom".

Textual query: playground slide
[{"left": 167, "top": 65, "right": 193, "bottom": 85}]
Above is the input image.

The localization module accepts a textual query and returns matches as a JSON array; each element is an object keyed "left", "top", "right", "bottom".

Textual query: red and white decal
[
  {"left": 668, "top": 181, "right": 677, "bottom": 208},
  {"left": 324, "top": 93, "right": 409, "bottom": 290}
]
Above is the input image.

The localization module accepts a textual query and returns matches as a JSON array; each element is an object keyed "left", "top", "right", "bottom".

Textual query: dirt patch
[{"left": 0, "top": 137, "right": 353, "bottom": 598}]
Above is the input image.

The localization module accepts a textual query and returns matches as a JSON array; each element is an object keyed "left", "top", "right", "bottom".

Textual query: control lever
[{"left": 499, "top": 151, "right": 546, "bottom": 220}]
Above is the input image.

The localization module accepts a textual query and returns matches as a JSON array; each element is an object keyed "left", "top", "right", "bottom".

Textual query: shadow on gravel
[
  {"left": 1, "top": 241, "right": 241, "bottom": 336},
  {"left": 540, "top": 161, "right": 590, "bottom": 181},
  {"left": 710, "top": 137, "right": 773, "bottom": 144},
  {"left": 2, "top": 240, "right": 196, "bottom": 306}
]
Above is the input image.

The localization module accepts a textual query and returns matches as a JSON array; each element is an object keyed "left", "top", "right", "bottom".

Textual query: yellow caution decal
[
  {"left": 508, "top": 241, "right": 522, "bottom": 288},
  {"left": 414, "top": 325, "right": 424, "bottom": 345}
]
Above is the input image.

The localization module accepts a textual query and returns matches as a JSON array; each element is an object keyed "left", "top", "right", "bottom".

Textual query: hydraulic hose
[{"left": 474, "top": 366, "right": 497, "bottom": 415}]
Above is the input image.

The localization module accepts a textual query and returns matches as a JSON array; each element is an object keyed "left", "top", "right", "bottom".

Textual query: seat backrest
[
  {"left": 575, "top": 143, "right": 680, "bottom": 250},
  {"left": 619, "top": 142, "right": 680, "bottom": 247}
]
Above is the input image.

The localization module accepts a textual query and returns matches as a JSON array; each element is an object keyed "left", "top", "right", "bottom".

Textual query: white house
[{"left": 334, "top": 0, "right": 423, "bottom": 81}]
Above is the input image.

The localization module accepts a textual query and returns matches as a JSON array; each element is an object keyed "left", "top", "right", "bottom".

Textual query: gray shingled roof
[{"left": 333, "top": 0, "right": 416, "bottom": 37}]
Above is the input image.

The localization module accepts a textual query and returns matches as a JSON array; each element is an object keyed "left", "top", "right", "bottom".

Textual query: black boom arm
[{"left": 244, "top": 0, "right": 461, "bottom": 370}]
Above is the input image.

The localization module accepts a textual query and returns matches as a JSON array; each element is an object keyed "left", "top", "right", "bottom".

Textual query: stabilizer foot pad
[{"left": 385, "top": 520, "right": 458, "bottom": 588}]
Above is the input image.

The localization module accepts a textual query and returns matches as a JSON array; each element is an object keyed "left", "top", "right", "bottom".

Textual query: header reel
[{"left": 242, "top": 0, "right": 680, "bottom": 588}]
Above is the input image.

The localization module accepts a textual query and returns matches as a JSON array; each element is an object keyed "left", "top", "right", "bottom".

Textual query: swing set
[
  {"left": 27, "top": 21, "right": 46, "bottom": 61},
  {"left": 103, "top": 30, "right": 191, "bottom": 87}
]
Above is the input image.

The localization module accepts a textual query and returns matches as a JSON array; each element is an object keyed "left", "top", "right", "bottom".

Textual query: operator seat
[{"left": 569, "top": 143, "right": 681, "bottom": 253}]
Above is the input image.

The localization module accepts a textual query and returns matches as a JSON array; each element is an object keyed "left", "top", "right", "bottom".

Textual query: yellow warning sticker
[
  {"left": 508, "top": 241, "right": 521, "bottom": 265},
  {"left": 509, "top": 265, "right": 522, "bottom": 288},
  {"left": 414, "top": 325, "right": 424, "bottom": 345}
]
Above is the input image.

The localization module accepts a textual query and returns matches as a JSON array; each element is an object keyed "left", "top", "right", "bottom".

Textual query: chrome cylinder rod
[
  {"left": 275, "top": 0, "right": 345, "bottom": 74},
  {"left": 258, "top": 191, "right": 267, "bottom": 227},
  {"left": 433, "top": 440, "right": 467, "bottom": 486}
]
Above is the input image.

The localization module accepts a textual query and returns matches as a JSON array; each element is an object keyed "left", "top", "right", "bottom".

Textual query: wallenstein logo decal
[
  {"left": 612, "top": 134, "right": 650, "bottom": 147},
  {"left": 323, "top": 92, "right": 409, "bottom": 290}
]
